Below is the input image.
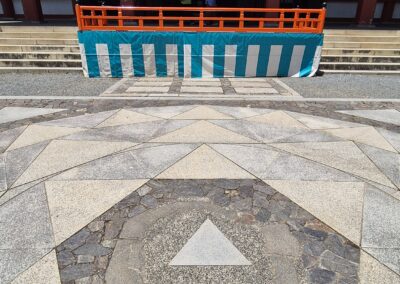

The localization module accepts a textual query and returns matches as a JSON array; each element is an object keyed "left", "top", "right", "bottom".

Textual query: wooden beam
[
  {"left": 356, "top": 0, "right": 377, "bottom": 25},
  {"left": 0, "top": 0, "right": 16, "bottom": 18},
  {"left": 21, "top": 0, "right": 44, "bottom": 22}
]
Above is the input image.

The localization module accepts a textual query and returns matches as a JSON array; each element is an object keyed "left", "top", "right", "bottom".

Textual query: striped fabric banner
[{"left": 78, "top": 31, "right": 323, "bottom": 78}]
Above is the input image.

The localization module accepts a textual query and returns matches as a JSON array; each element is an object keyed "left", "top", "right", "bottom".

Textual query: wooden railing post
[
  {"left": 159, "top": 9, "right": 164, "bottom": 29},
  {"left": 199, "top": 9, "right": 204, "bottom": 29},
  {"left": 118, "top": 8, "right": 123, "bottom": 27},
  {"left": 239, "top": 9, "right": 244, "bottom": 30},
  {"left": 75, "top": 4, "right": 82, "bottom": 30}
]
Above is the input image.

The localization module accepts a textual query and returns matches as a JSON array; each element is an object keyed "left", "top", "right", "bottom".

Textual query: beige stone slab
[
  {"left": 265, "top": 180, "right": 364, "bottom": 245},
  {"left": 157, "top": 145, "right": 254, "bottom": 179},
  {"left": 137, "top": 77, "right": 173, "bottom": 82},
  {"left": 14, "top": 140, "right": 136, "bottom": 186},
  {"left": 180, "top": 86, "right": 224, "bottom": 93},
  {"left": 11, "top": 250, "right": 60, "bottom": 284},
  {"left": 181, "top": 81, "right": 221, "bottom": 86},
  {"left": 234, "top": 87, "right": 278, "bottom": 94},
  {"left": 246, "top": 111, "right": 307, "bottom": 129},
  {"left": 271, "top": 141, "right": 395, "bottom": 188},
  {"left": 96, "top": 109, "right": 162, "bottom": 128},
  {"left": 184, "top": 78, "right": 220, "bottom": 82},
  {"left": 359, "top": 251, "right": 400, "bottom": 284},
  {"left": 101, "top": 93, "right": 149, "bottom": 97},
  {"left": 133, "top": 81, "right": 172, "bottom": 87},
  {"left": 46, "top": 179, "right": 147, "bottom": 245},
  {"left": 126, "top": 87, "right": 170, "bottom": 93},
  {"left": 231, "top": 82, "right": 272, "bottom": 88},
  {"left": 288, "top": 112, "right": 362, "bottom": 130},
  {"left": 324, "top": 126, "right": 397, "bottom": 153},
  {"left": 7, "top": 125, "right": 84, "bottom": 151},
  {"left": 171, "top": 106, "right": 233, "bottom": 120},
  {"left": 151, "top": 120, "right": 256, "bottom": 144},
  {"left": 229, "top": 78, "right": 268, "bottom": 82}
]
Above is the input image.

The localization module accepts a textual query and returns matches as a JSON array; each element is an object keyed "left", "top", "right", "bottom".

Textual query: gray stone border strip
[{"left": 272, "top": 78, "right": 302, "bottom": 97}]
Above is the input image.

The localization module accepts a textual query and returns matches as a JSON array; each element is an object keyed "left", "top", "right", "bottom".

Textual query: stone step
[
  {"left": 324, "top": 29, "right": 400, "bottom": 36},
  {"left": 323, "top": 42, "right": 400, "bottom": 49},
  {"left": 319, "top": 62, "right": 400, "bottom": 71},
  {"left": 0, "top": 38, "right": 78, "bottom": 45},
  {"left": 0, "top": 52, "right": 81, "bottom": 60},
  {"left": 0, "top": 26, "right": 78, "bottom": 32},
  {"left": 322, "top": 69, "right": 400, "bottom": 75},
  {"left": 0, "top": 59, "right": 82, "bottom": 68},
  {"left": 321, "top": 55, "right": 400, "bottom": 63},
  {"left": 322, "top": 48, "right": 400, "bottom": 56},
  {"left": 324, "top": 35, "right": 400, "bottom": 43},
  {"left": 0, "top": 45, "right": 80, "bottom": 52},
  {"left": 0, "top": 32, "right": 77, "bottom": 39}
]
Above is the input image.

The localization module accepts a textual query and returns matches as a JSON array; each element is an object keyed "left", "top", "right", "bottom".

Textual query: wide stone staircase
[
  {"left": 0, "top": 25, "right": 81, "bottom": 72},
  {"left": 321, "top": 29, "right": 400, "bottom": 74},
  {"left": 0, "top": 26, "right": 399, "bottom": 74}
]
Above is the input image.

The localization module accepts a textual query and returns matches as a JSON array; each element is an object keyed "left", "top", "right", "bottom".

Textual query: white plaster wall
[
  {"left": 12, "top": 0, "right": 23, "bottom": 14},
  {"left": 393, "top": 2, "right": 400, "bottom": 19},
  {"left": 326, "top": 2, "right": 358, "bottom": 18},
  {"left": 374, "top": 2, "right": 383, "bottom": 18},
  {"left": 41, "top": 0, "right": 74, "bottom": 15}
]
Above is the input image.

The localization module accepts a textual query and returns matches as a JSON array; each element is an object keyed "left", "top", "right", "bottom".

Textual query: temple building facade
[{"left": 0, "top": 0, "right": 399, "bottom": 25}]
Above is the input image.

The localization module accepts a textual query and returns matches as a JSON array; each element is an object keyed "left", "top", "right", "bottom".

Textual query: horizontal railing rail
[{"left": 75, "top": 5, "right": 326, "bottom": 34}]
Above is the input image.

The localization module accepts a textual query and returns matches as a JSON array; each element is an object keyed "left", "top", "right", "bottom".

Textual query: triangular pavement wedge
[
  {"left": 151, "top": 121, "right": 256, "bottom": 143},
  {"left": 46, "top": 179, "right": 148, "bottom": 245},
  {"left": 271, "top": 141, "right": 395, "bottom": 188},
  {"left": 169, "top": 219, "right": 251, "bottom": 266},
  {"left": 0, "top": 107, "right": 65, "bottom": 124},
  {"left": 246, "top": 111, "right": 307, "bottom": 129},
  {"left": 359, "top": 251, "right": 400, "bottom": 284},
  {"left": 11, "top": 250, "right": 60, "bottom": 284},
  {"left": 7, "top": 125, "right": 84, "bottom": 151},
  {"left": 156, "top": 145, "right": 254, "bottom": 179},
  {"left": 265, "top": 180, "right": 364, "bottom": 245},
  {"left": 287, "top": 111, "right": 362, "bottom": 130},
  {"left": 324, "top": 126, "right": 397, "bottom": 153},
  {"left": 130, "top": 105, "right": 197, "bottom": 119},
  {"left": 171, "top": 106, "right": 234, "bottom": 120},
  {"left": 14, "top": 140, "right": 136, "bottom": 187},
  {"left": 0, "top": 126, "right": 27, "bottom": 152},
  {"left": 39, "top": 110, "right": 118, "bottom": 128},
  {"left": 96, "top": 109, "right": 162, "bottom": 128}
]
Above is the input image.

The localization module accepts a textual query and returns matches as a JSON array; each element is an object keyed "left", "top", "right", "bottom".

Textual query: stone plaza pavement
[{"left": 0, "top": 103, "right": 400, "bottom": 283}]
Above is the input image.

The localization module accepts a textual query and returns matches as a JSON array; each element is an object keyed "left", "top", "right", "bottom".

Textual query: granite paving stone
[
  {"left": 129, "top": 105, "right": 196, "bottom": 119},
  {"left": 96, "top": 109, "right": 162, "bottom": 128},
  {"left": 275, "top": 130, "right": 344, "bottom": 143},
  {"left": 359, "top": 251, "right": 400, "bottom": 284},
  {"left": 287, "top": 111, "right": 363, "bottom": 130},
  {"left": 0, "top": 155, "right": 5, "bottom": 192},
  {"left": 234, "top": 87, "right": 278, "bottom": 94},
  {"left": 0, "top": 126, "right": 27, "bottom": 153},
  {"left": 246, "top": 111, "right": 307, "bottom": 129},
  {"left": 210, "top": 106, "right": 275, "bottom": 119},
  {"left": 0, "top": 107, "right": 65, "bottom": 125},
  {"left": 337, "top": 109, "right": 400, "bottom": 126},
  {"left": 39, "top": 110, "right": 118, "bottom": 128},
  {"left": 363, "top": 248, "right": 400, "bottom": 275},
  {"left": 377, "top": 128, "right": 400, "bottom": 153},
  {"left": 170, "top": 106, "right": 234, "bottom": 120},
  {"left": 180, "top": 86, "right": 224, "bottom": 93}
]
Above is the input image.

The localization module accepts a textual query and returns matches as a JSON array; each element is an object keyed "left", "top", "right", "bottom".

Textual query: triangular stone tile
[
  {"left": 210, "top": 106, "right": 275, "bottom": 119},
  {"left": 359, "top": 251, "right": 400, "bottom": 284},
  {"left": 157, "top": 145, "right": 254, "bottom": 179},
  {"left": 212, "top": 120, "right": 308, "bottom": 143},
  {"left": 363, "top": 248, "right": 400, "bottom": 275},
  {"left": 325, "top": 126, "right": 397, "bottom": 152},
  {"left": 5, "top": 141, "right": 49, "bottom": 188},
  {"left": 14, "top": 140, "right": 136, "bottom": 186},
  {"left": 265, "top": 180, "right": 364, "bottom": 245},
  {"left": 11, "top": 250, "right": 60, "bottom": 284},
  {"left": 246, "top": 111, "right": 307, "bottom": 129},
  {"left": 0, "top": 126, "right": 27, "bottom": 152},
  {"left": 377, "top": 128, "right": 400, "bottom": 153},
  {"left": 171, "top": 106, "right": 234, "bottom": 120},
  {"left": 0, "top": 107, "right": 65, "bottom": 125},
  {"left": 51, "top": 144, "right": 199, "bottom": 180},
  {"left": 7, "top": 125, "right": 84, "bottom": 151},
  {"left": 169, "top": 219, "right": 251, "bottom": 266},
  {"left": 358, "top": 144, "right": 400, "bottom": 189},
  {"left": 64, "top": 120, "right": 194, "bottom": 143},
  {"left": 287, "top": 111, "right": 362, "bottom": 130},
  {"left": 337, "top": 109, "right": 400, "bottom": 126},
  {"left": 151, "top": 121, "right": 256, "bottom": 143},
  {"left": 0, "top": 155, "right": 5, "bottom": 192},
  {"left": 96, "top": 109, "right": 162, "bottom": 128},
  {"left": 46, "top": 179, "right": 148, "bottom": 245},
  {"left": 209, "top": 144, "right": 280, "bottom": 178},
  {"left": 40, "top": 110, "right": 118, "bottom": 128},
  {"left": 275, "top": 130, "right": 343, "bottom": 143},
  {"left": 131, "top": 105, "right": 197, "bottom": 119},
  {"left": 271, "top": 141, "right": 395, "bottom": 188}
]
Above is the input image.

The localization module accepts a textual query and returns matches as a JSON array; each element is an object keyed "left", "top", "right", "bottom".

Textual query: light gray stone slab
[
  {"left": 63, "top": 120, "right": 194, "bottom": 143},
  {"left": 129, "top": 106, "right": 197, "bottom": 119},
  {"left": 126, "top": 86, "right": 170, "bottom": 93},
  {"left": 0, "top": 126, "right": 26, "bottom": 152},
  {"left": 211, "top": 120, "right": 308, "bottom": 143},
  {"left": 180, "top": 86, "right": 224, "bottom": 93},
  {"left": 234, "top": 87, "right": 278, "bottom": 94},
  {"left": 39, "top": 110, "right": 118, "bottom": 128},
  {"left": 181, "top": 81, "right": 221, "bottom": 86},
  {"left": 0, "top": 248, "right": 50, "bottom": 284},
  {"left": 288, "top": 111, "right": 363, "bottom": 130},
  {"left": 169, "top": 219, "right": 251, "bottom": 266},
  {"left": 0, "top": 107, "right": 65, "bottom": 124},
  {"left": 338, "top": 109, "right": 400, "bottom": 126},
  {"left": 52, "top": 144, "right": 198, "bottom": 180},
  {"left": 210, "top": 106, "right": 275, "bottom": 119},
  {"left": 0, "top": 183, "right": 54, "bottom": 249},
  {"left": 261, "top": 224, "right": 300, "bottom": 257},
  {"left": 276, "top": 130, "right": 344, "bottom": 143},
  {"left": 359, "top": 250, "right": 400, "bottom": 284},
  {"left": 377, "top": 128, "right": 400, "bottom": 153},
  {"left": 0, "top": 178, "right": 48, "bottom": 206},
  {"left": 5, "top": 141, "right": 49, "bottom": 188},
  {"left": 0, "top": 155, "right": 5, "bottom": 192},
  {"left": 358, "top": 144, "right": 400, "bottom": 189},
  {"left": 362, "top": 186, "right": 400, "bottom": 248},
  {"left": 364, "top": 248, "right": 400, "bottom": 275}
]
